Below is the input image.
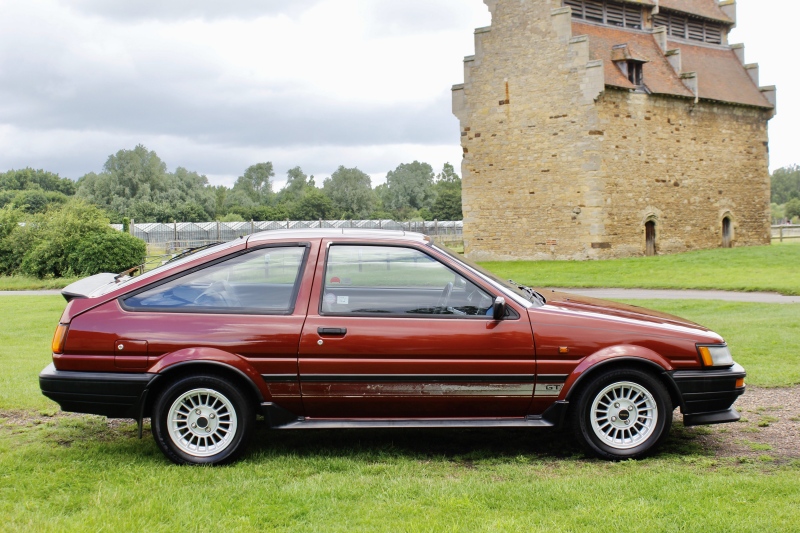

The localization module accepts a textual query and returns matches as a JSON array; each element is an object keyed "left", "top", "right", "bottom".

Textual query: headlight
[{"left": 697, "top": 344, "right": 734, "bottom": 368}]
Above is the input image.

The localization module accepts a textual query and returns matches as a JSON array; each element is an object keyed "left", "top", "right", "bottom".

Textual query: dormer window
[
  {"left": 564, "top": 0, "right": 643, "bottom": 30},
  {"left": 615, "top": 60, "right": 644, "bottom": 87},
  {"left": 611, "top": 44, "right": 647, "bottom": 89}
]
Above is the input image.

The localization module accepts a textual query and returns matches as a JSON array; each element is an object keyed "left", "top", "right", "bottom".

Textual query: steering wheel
[
  {"left": 194, "top": 280, "right": 241, "bottom": 308},
  {"left": 435, "top": 281, "right": 454, "bottom": 313}
]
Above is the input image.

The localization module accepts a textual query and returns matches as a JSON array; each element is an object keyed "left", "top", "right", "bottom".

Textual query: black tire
[
  {"left": 571, "top": 368, "right": 672, "bottom": 460},
  {"left": 152, "top": 374, "right": 254, "bottom": 465}
]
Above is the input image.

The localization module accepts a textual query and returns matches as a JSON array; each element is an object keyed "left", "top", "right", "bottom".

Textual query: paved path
[
  {"left": 0, "top": 290, "right": 62, "bottom": 296},
  {"left": 2, "top": 288, "right": 799, "bottom": 304},
  {"left": 551, "top": 288, "right": 800, "bottom": 304}
]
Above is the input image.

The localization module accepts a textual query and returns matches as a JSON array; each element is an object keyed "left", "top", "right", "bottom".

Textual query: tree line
[
  {"left": 771, "top": 165, "right": 800, "bottom": 223},
  {"left": 0, "top": 145, "right": 463, "bottom": 224}
]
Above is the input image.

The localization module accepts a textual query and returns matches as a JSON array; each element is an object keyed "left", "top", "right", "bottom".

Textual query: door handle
[{"left": 318, "top": 327, "right": 347, "bottom": 336}]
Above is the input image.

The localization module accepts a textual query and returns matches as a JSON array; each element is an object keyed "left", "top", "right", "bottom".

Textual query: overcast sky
[{"left": 0, "top": 0, "right": 794, "bottom": 190}]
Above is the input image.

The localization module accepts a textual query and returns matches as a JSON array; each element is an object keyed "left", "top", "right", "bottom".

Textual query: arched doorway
[
  {"left": 722, "top": 217, "right": 733, "bottom": 248},
  {"left": 645, "top": 220, "right": 656, "bottom": 256}
]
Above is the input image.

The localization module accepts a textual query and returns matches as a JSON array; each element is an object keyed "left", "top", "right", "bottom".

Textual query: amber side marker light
[
  {"left": 736, "top": 378, "right": 746, "bottom": 389},
  {"left": 698, "top": 346, "right": 714, "bottom": 367},
  {"left": 52, "top": 324, "right": 69, "bottom": 354}
]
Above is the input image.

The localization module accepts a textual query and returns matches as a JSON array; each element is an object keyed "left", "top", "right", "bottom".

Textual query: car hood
[{"left": 534, "top": 289, "right": 721, "bottom": 341}]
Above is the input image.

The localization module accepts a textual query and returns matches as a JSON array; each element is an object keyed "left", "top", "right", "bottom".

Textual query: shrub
[
  {"left": 10, "top": 199, "right": 146, "bottom": 278},
  {"left": 0, "top": 205, "right": 25, "bottom": 275},
  {"left": 68, "top": 230, "right": 146, "bottom": 275}
]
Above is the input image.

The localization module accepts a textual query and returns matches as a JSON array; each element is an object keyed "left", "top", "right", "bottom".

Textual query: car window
[
  {"left": 322, "top": 245, "right": 494, "bottom": 316},
  {"left": 123, "top": 246, "right": 306, "bottom": 314}
]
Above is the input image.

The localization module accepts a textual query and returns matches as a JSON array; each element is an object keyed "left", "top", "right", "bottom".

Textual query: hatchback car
[{"left": 40, "top": 229, "right": 745, "bottom": 464}]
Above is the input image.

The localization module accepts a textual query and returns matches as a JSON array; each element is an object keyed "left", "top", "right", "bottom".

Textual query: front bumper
[
  {"left": 39, "top": 363, "right": 156, "bottom": 419},
  {"left": 669, "top": 363, "right": 746, "bottom": 426}
]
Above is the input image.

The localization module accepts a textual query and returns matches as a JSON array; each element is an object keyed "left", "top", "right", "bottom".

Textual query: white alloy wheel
[
  {"left": 589, "top": 381, "right": 658, "bottom": 450},
  {"left": 167, "top": 388, "right": 239, "bottom": 458}
]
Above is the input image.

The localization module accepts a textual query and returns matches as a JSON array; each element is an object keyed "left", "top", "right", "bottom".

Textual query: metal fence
[
  {"left": 112, "top": 220, "right": 464, "bottom": 251},
  {"left": 772, "top": 224, "right": 800, "bottom": 242}
]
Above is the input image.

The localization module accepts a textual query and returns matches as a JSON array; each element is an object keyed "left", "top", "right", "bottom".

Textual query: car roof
[{"left": 246, "top": 228, "right": 430, "bottom": 246}]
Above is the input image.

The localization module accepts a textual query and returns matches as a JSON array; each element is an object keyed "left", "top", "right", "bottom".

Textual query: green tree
[
  {"left": 289, "top": 189, "right": 335, "bottom": 220},
  {"left": 277, "top": 166, "right": 316, "bottom": 204},
  {"left": 0, "top": 168, "right": 76, "bottom": 195},
  {"left": 430, "top": 163, "right": 463, "bottom": 220},
  {"left": 322, "top": 166, "right": 376, "bottom": 219},
  {"left": 384, "top": 161, "right": 435, "bottom": 213},
  {"left": 785, "top": 198, "right": 800, "bottom": 221},
  {"left": 771, "top": 165, "right": 800, "bottom": 204},
  {"left": 233, "top": 162, "right": 274, "bottom": 205}
]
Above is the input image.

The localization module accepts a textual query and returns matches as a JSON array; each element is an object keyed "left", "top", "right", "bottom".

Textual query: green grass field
[
  {"left": 480, "top": 244, "right": 800, "bottom": 295},
  {"left": 1, "top": 295, "right": 799, "bottom": 531},
  {"left": 3, "top": 242, "right": 800, "bottom": 294}
]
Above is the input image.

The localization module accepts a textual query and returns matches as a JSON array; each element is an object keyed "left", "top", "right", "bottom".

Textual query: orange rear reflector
[{"left": 52, "top": 324, "right": 68, "bottom": 354}]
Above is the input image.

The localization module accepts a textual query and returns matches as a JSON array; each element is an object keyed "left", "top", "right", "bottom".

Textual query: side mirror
[{"left": 492, "top": 296, "right": 506, "bottom": 321}]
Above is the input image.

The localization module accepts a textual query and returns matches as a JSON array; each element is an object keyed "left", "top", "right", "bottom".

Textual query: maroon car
[{"left": 40, "top": 229, "right": 745, "bottom": 464}]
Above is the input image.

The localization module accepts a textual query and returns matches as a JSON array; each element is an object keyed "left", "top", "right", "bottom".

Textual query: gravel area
[{"left": 682, "top": 385, "right": 800, "bottom": 460}]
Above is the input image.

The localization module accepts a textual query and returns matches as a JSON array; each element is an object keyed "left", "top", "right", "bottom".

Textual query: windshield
[{"left": 431, "top": 243, "right": 543, "bottom": 307}]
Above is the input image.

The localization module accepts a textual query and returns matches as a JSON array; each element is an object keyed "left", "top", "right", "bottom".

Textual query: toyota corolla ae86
[{"left": 40, "top": 229, "right": 745, "bottom": 465}]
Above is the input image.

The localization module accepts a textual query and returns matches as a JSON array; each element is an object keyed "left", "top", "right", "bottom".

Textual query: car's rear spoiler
[{"left": 61, "top": 273, "right": 118, "bottom": 302}]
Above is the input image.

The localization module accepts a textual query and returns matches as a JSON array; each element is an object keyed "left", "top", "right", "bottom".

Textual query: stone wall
[
  {"left": 597, "top": 89, "right": 771, "bottom": 257},
  {"left": 453, "top": 0, "right": 772, "bottom": 261}
]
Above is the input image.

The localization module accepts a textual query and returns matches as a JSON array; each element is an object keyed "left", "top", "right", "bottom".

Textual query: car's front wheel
[
  {"left": 152, "top": 374, "right": 254, "bottom": 465},
  {"left": 572, "top": 368, "right": 672, "bottom": 460}
]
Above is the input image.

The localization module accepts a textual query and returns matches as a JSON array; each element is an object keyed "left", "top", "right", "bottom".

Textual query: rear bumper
[
  {"left": 669, "top": 363, "right": 746, "bottom": 427},
  {"left": 39, "top": 363, "right": 156, "bottom": 419}
]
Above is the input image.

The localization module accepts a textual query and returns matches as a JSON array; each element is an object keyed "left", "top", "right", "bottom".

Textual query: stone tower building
[{"left": 452, "top": 0, "right": 776, "bottom": 260}]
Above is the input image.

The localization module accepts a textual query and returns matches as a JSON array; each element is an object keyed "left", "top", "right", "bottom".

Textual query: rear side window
[
  {"left": 123, "top": 246, "right": 307, "bottom": 314},
  {"left": 322, "top": 245, "right": 493, "bottom": 316}
]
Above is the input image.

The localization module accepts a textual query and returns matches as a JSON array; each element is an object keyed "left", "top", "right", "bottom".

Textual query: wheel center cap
[
  {"left": 618, "top": 410, "right": 630, "bottom": 421},
  {"left": 197, "top": 417, "right": 209, "bottom": 428}
]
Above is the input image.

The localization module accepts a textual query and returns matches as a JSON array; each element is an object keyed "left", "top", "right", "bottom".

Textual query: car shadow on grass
[
  {"left": 12, "top": 411, "right": 714, "bottom": 464},
  {"left": 244, "top": 417, "right": 713, "bottom": 464}
]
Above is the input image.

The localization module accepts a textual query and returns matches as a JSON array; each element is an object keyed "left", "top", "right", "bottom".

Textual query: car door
[{"left": 298, "top": 241, "right": 537, "bottom": 418}]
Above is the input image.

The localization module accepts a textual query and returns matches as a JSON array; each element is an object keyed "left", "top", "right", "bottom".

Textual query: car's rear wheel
[
  {"left": 152, "top": 374, "right": 254, "bottom": 465},
  {"left": 572, "top": 368, "right": 672, "bottom": 460}
]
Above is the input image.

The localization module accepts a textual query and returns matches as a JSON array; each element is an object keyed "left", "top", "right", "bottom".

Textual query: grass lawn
[
  {"left": 1, "top": 295, "right": 799, "bottom": 531},
  {"left": 0, "top": 275, "right": 81, "bottom": 291},
  {"left": 480, "top": 244, "right": 800, "bottom": 295}
]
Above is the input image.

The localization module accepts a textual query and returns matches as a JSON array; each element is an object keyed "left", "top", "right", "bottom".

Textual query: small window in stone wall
[
  {"left": 564, "top": 0, "right": 642, "bottom": 30},
  {"left": 653, "top": 11, "right": 724, "bottom": 45}
]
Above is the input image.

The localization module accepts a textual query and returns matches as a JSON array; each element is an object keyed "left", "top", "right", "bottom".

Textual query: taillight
[{"left": 52, "top": 324, "right": 69, "bottom": 354}]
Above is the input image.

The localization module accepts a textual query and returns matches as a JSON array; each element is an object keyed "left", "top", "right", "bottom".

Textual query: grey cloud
[
  {"left": 0, "top": 77, "right": 455, "bottom": 149},
  {"left": 65, "top": 0, "right": 324, "bottom": 22}
]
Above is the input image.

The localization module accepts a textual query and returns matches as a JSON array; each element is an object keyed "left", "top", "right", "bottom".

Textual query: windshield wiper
[{"left": 508, "top": 279, "right": 546, "bottom": 305}]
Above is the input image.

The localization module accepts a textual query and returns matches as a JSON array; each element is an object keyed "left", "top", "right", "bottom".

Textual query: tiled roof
[
  {"left": 572, "top": 22, "right": 773, "bottom": 109},
  {"left": 573, "top": 22, "right": 694, "bottom": 97},
  {"left": 673, "top": 41, "right": 773, "bottom": 108},
  {"left": 658, "top": 0, "right": 733, "bottom": 23}
]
